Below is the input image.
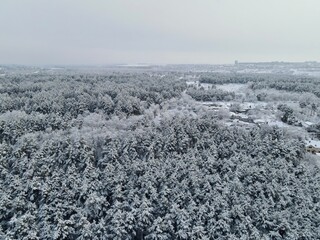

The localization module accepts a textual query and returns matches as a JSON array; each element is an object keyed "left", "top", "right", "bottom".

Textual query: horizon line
[{"left": 0, "top": 61, "right": 319, "bottom": 67}]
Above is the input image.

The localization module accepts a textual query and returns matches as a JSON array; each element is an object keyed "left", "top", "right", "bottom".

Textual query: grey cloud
[{"left": 0, "top": 0, "right": 319, "bottom": 64}]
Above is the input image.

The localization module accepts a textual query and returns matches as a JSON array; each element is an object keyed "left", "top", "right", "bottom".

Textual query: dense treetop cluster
[{"left": 0, "top": 71, "right": 320, "bottom": 239}]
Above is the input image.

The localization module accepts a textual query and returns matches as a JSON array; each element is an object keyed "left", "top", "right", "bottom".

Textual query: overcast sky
[{"left": 0, "top": 0, "right": 319, "bottom": 65}]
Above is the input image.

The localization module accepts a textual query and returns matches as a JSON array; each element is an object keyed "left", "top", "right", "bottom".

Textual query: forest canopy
[{"left": 0, "top": 71, "right": 320, "bottom": 239}]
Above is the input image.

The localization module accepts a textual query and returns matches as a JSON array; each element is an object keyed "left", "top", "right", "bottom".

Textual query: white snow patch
[
  {"left": 306, "top": 139, "right": 320, "bottom": 148},
  {"left": 215, "top": 83, "right": 248, "bottom": 92},
  {"left": 231, "top": 112, "right": 249, "bottom": 119},
  {"left": 186, "top": 80, "right": 199, "bottom": 86},
  {"left": 268, "top": 121, "right": 287, "bottom": 128},
  {"left": 254, "top": 119, "right": 268, "bottom": 124},
  {"left": 302, "top": 121, "right": 314, "bottom": 128},
  {"left": 199, "top": 83, "right": 213, "bottom": 90}
]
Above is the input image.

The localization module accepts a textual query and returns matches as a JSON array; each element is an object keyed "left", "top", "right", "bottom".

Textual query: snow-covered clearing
[
  {"left": 186, "top": 79, "right": 320, "bottom": 151},
  {"left": 215, "top": 83, "right": 248, "bottom": 92}
]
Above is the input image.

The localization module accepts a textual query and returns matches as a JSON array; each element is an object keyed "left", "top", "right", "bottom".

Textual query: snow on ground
[
  {"left": 306, "top": 139, "right": 320, "bottom": 148},
  {"left": 186, "top": 79, "right": 320, "bottom": 151},
  {"left": 186, "top": 80, "right": 199, "bottom": 86},
  {"left": 268, "top": 121, "right": 288, "bottom": 128},
  {"left": 215, "top": 83, "right": 248, "bottom": 92},
  {"left": 302, "top": 121, "right": 315, "bottom": 128},
  {"left": 202, "top": 101, "right": 231, "bottom": 108},
  {"left": 230, "top": 112, "right": 249, "bottom": 119},
  {"left": 254, "top": 119, "right": 269, "bottom": 124},
  {"left": 240, "top": 102, "right": 269, "bottom": 110},
  {"left": 200, "top": 83, "right": 213, "bottom": 90}
]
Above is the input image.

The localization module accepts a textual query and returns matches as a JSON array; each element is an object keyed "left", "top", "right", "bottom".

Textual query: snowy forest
[{"left": 0, "top": 66, "right": 320, "bottom": 239}]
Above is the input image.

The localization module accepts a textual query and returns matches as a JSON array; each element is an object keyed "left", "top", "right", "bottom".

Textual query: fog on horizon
[{"left": 0, "top": 0, "right": 319, "bottom": 65}]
